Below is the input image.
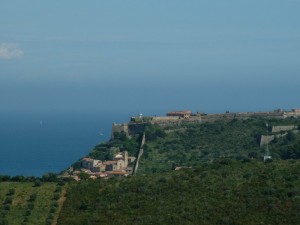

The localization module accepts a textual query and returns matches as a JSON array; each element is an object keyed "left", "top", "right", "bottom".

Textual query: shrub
[
  {"left": 48, "top": 213, "right": 54, "bottom": 220},
  {"left": 287, "top": 131, "right": 296, "bottom": 142},
  {"left": 1, "top": 210, "right": 9, "bottom": 217},
  {"left": 58, "top": 180, "right": 66, "bottom": 186},
  {"left": 33, "top": 179, "right": 42, "bottom": 187},
  {"left": 45, "top": 219, "right": 52, "bottom": 225},
  {"left": 11, "top": 175, "right": 26, "bottom": 182},
  {"left": 0, "top": 175, "right": 11, "bottom": 182},
  {"left": 51, "top": 202, "right": 58, "bottom": 208},
  {"left": 28, "top": 203, "right": 34, "bottom": 210},
  {"left": 4, "top": 196, "right": 13, "bottom": 204},
  {"left": 53, "top": 193, "right": 60, "bottom": 200},
  {"left": 50, "top": 206, "right": 56, "bottom": 213},
  {"left": 3, "top": 204, "right": 10, "bottom": 211},
  {"left": 0, "top": 218, "right": 8, "bottom": 225},
  {"left": 24, "top": 209, "right": 31, "bottom": 216},
  {"left": 7, "top": 188, "right": 15, "bottom": 196},
  {"left": 42, "top": 173, "right": 58, "bottom": 182},
  {"left": 29, "top": 193, "right": 37, "bottom": 202},
  {"left": 55, "top": 186, "right": 62, "bottom": 193}
]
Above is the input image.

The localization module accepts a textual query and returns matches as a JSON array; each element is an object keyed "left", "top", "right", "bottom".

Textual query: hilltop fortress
[
  {"left": 112, "top": 108, "right": 300, "bottom": 138},
  {"left": 65, "top": 108, "right": 300, "bottom": 180}
]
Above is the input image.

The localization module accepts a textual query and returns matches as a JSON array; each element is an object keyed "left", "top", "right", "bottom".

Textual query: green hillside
[
  {"left": 56, "top": 117, "right": 300, "bottom": 225},
  {"left": 139, "top": 118, "right": 300, "bottom": 174},
  {"left": 57, "top": 160, "right": 300, "bottom": 225}
]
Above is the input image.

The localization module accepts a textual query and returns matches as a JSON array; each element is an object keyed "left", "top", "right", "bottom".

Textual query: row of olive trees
[
  {"left": 0, "top": 188, "right": 15, "bottom": 225},
  {"left": 45, "top": 183, "right": 63, "bottom": 225},
  {"left": 0, "top": 173, "right": 69, "bottom": 183},
  {"left": 21, "top": 192, "right": 37, "bottom": 225}
]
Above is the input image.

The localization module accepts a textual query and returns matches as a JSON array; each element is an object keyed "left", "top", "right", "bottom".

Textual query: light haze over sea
[{"left": 1, "top": 1, "right": 300, "bottom": 176}]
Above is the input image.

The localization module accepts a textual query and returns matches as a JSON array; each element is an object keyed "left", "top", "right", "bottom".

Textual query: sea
[{"left": 0, "top": 111, "right": 131, "bottom": 177}]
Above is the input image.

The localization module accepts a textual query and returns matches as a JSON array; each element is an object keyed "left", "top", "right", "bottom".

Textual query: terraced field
[{"left": 0, "top": 182, "right": 66, "bottom": 225}]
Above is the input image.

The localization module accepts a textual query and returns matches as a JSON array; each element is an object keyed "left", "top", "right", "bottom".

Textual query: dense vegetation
[
  {"left": 139, "top": 118, "right": 300, "bottom": 174},
  {"left": 57, "top": 160, "right": 300, "bottom": 225}
]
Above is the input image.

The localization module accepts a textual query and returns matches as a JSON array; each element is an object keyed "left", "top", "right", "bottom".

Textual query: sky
[{"left": 1, "top": 0, "right": 300, "bottom": 115}]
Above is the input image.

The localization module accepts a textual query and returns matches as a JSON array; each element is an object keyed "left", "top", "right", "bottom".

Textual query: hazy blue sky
[{"left": 1, "top": 0, "right": 300, "bottom": 115}]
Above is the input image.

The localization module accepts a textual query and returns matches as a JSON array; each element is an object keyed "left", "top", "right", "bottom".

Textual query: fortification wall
[
  {"left": 260, "top": 131, "right": 299, "bottom": 146},
  {"left": 271, "top": 125, "right": 297, "bottom": 133},
  {"left": 251, "top": 112, "right": 285, "bottom": 119},
  {"left": 201, "top": 114, "right": 235, "bottom": 122},
  {"left": 111, "top": 122, "right": 146, "bottom": 139},
  {"left": 111, "top": 123, "right": 129, "bottom": 138},
  {"left": 235, "top": 113, "right": 251, "bottom": 120},
  {"left": 284, "top": 112, "right": 300, "bottom": 118},
  {"left": 260, "top": 135, "right": 276, "bottom": 146},
  {"left": 181, "top": 117, "right": 202, "bottom": 124},
  {"left": 151, "top": 116, "right": 180, "bottom": 124},
  {"left": 132, "top": 132, "right": 145, "bottom": 176}
]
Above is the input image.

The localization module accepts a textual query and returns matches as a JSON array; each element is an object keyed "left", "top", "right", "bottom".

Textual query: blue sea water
[{"left": 0, "top": 111, "right": 130, "bottom": 177}]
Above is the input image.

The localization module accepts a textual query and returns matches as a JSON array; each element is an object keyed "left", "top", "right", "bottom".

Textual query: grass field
[{"left": 0, "top": 182, "right": 66, "bottom": 225}]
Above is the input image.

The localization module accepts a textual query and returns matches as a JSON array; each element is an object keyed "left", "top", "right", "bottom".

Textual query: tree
[
  {"left": 7, "top": 188, "right": 15, "bottom": 196},
  {"left": 42, "top": 173, "right": 58, "bottom": 182},
  {"left": 287, "top": 131, "right": 296, "bottom": 142},
  {"left": 79, "top": 172, "right": 90, "bottom": 180},
  {"left": 33, "top": 179, "right": 42, "bottom": 187}
]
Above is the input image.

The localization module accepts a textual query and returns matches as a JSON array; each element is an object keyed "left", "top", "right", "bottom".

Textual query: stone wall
[
  {"left": 271, "top": 125, "right": 297, "bottom": 133},
  {"left": 132, "top": 132, "right": 146, "bottom": 176},
  {"left": 151, "top": 116, "right": 180, "bottom": 124},
  {"left": 111, "top": 122, "right": 146, "bottom": 139},
  {"left": 260, "top": 131, "right": 299, "bottom": 146},
  {"left": 111, "top": 123, "right": 129, "bottom": 138},
  {"left": 284, "top": 112, "right": 300, "bottom": 118},
  {"left": 201, "top": 114, "right": 235, "bottom": 122},
  {"left": 260, "top": 135, "right": 276, "bottom": 146}
]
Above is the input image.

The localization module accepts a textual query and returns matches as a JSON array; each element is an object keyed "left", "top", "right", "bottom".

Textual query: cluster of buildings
[{"left": 64, "top": 151, "right": 136, "bottom": 180}]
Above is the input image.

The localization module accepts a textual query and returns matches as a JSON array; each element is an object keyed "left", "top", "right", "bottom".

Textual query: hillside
[
  {"left": 75, "top": 117, "right": 300, "bottom": 177},
  {"left": 56, "top": 117, "right": 300, "bottom": 225},
  {"left": 57, "top": 160, "right": 300, "bottom": 225},
  {"left": 138, "top": 117, "right": 300, "bottom": 174}
]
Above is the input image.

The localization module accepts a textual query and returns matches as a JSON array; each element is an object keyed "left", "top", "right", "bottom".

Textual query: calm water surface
[{"left": 0, "top": 111, "right": 129, "bottom": 176}]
